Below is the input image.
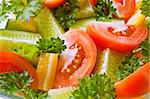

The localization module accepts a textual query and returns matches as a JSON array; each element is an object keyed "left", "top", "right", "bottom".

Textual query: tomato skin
[
  {"left": 54, "top": 29, "right": 97, "bottom": 88},
  {"left": 0, "top": 51, "right": 38, "bottom": 89},
  {"left": 86, "top": 22, "right": 148, "bottom": 52},
  {"left": 89, "top": 0, "right": 97, "bottom": 6},
  {"left": 44, "top": 0, "right": 64, "bottom": 9},
  {"left": 115, "top": 62, "right": 150, "bottom": 98},
  {"left": 113, "top": 0, "right": 136, "bottom": 19}
]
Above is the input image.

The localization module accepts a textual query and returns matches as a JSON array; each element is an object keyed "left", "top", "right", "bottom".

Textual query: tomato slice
[
  {"left": 0, "top": 51, "right": 38, "bottom": 89},
  {"left": 115, "top": 62, "right": 150, "bottom": 98},
  {"left": 53, "top": 29, "right": 97, "bottom": 88},
  {"left": 86, "top": 22, "right": 148, "bottom": 52},
  {"left": 44, "top": 0, "right": 64, "bottom": 9},
  {"left": 113, "top": 0, "right": 136, "bottom": 19},
  {"left": 89, "top": 0, "right": 97, "bottom": 6}
]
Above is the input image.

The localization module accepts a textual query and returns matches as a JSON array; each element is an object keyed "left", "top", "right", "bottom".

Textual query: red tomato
[
  {"left": 0, "top": 51, "right": 38, "bottom": 89},
  {"left": 44, "top": 0, "right": 64, "bottom": 9},
  {"left": 53, "top": 29, "right": 97, "bottom": 88},
  {"left": 86, "top": 22, "right": 148, "bottom": 52},
  {"left": 89, "top": 0, "right": 97, "bottom": 6},
  {"left": 113, "top": 0, "right": 136, "bottom": 19},
  {"left": 115, "top": 62, "right": 150, "bottom": 98}
]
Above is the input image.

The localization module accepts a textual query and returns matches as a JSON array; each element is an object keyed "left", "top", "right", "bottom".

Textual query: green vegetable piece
[
  {"left": 48, "top": 87, "right": 76, "bottom": 99},
  {"left": 71, "top": 74, "right": 116, "bottom": 99},
  {"left": 70, "top": 18, "right": 96, "bottom": 31},
  {"left": 0, "top": 30, "right": 41, "bottom": 65},
  {"left": 35, "top": 8, "right": 64, "bottom": 38},
  {"left": 6, "top": 18, "right": 37, "bottom": 32},
  {"left": 0, "top": 71, "right": 49, "bottom": 99},
  {"left": 93, "top": 48, "right": 128, "bottom": 81},
  {"left": 76, "top": 0, "right": 94, "bottom": 19},
  {"left": 141, "top": 0, "right": 150, "bottom": 17}
]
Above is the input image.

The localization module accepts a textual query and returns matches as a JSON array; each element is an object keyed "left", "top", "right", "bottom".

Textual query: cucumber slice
[
  {"left": 93, "top": 48, "right": 129, "bottom": 81},
  {"left": 0, "top": 30, "right": 41, "bottom": 65},
  {"left": 35, "top": 8, "right": 64, "bottom": 38},
  {"left": 76, "top": 0, "right": 94, "bottom": 19},
  {"left": 70, "top": 18, "right": 95, "bottom": 31},
  {"left": 6, "top": 18, "right": 37, "bottom": 33},
  {"left": 48, "top": 87, "right": 76, "bottom": 99}
]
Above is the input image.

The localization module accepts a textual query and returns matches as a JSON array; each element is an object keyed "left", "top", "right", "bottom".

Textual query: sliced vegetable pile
[{"left": 0, "top": 0, "right": 149, "bottom": 99}]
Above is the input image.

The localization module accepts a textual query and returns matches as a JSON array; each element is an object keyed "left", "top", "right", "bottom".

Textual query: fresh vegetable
[
  {"left": 89, "top": 0, "right": 97, "bottom": 6},
  {"left": 48, "top": 87, "right": 76, "bottom": 99},
  {"left": 140, "top": 0, "right": 150, "bottom": 17},
  {"left": 44, "top": 0, "right": 64, "bottom": 9},
  {"left": 94, "top": 0, "right": 117, "bottom": 21},
  {"left": 36, "top": 53, "right": 58, "bottom": 91},
  {"left": 93, "top": 48, "right": 128, "bottom": 81},
  {"left": 115, "top": 62, "right": 150, "bottom": 98},
  {"left": 53, "top": 0, "right": 80, "bottom": 30},
  {"left": 0, "top": 71, "right": 49, "bottom": 99},
  {"left": 116, "top": 56, "right": 145, "bottom": 81},
  {"left": 86, "top": 21, "right": 148, "bottom": 52},
  {"left": 54, "top": 29, "right": 97, "bottom": 88},
  {"left": 0, "top": 51, "right": 38, "bottom": 89},
  {"left": 35, "top": 8, "right": 64, "bottom": 38},
  {"left": 113, "top": 0, "right": 136, "bottom": 19},
  {"left": 6, "top": 18, "right": 37, "bottom": 32},
  {"left": 71, "top": 74, "right": 116, "bottom": 99},
  {"left": 36, "top": 37, "right": 66, "bottom": 54},
  {"left": 0, "top": 30, "right": 41, "bottom": 65},
  {"left": 0, "top": 0, "right": 42, "bottom": 22}
]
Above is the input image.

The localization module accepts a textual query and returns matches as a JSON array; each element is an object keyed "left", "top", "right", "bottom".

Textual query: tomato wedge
[
  {"left": 54, "top": 29, "right": 97, "bottom": 88},
  {"left": 0, "top": 51, "right": 38, "bottom": 89},
  {"left": 86, "top": 22, "right": 148, "bottom": 52},
  {"left": 113, "top": 0, "right": 136, "bottom": 19},
  {"left": 115, "top": 62, "right": 150, "bottom": 98},
  {"left": 44, "top": 0, "right": 64, "bottom": 9}
]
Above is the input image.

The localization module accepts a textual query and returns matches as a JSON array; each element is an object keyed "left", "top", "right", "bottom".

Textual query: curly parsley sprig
[
  {"left": 53, "top": 0, "right": 80, "bottom": 31},
  {"left": 94, "top": 0, "right": 117, "bottom": 21},
  {"left": 0, "top": 71, "right": 49, "bottom": 99},
  {"left": 71, "top": 74, "right": 116, "bottom": 99},
  {"left": 0, "top": 0, "right": 42, "bottom": 22}
]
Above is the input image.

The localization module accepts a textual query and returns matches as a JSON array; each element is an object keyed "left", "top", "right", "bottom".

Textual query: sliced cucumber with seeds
[
  {"left": 70, "top": 18, "right": 95, "bottom": 31},
  {"left": 0, "top": 30, "right": 41, "bottom": 65},
  {"left": 76, "top": 0, "right": 94, "bottom": 19},
  {"left": 48, "top": 87, "right": 76, "bottom": 99},
  {"left": 6, "top": 18, "right": 37, "bottom": 33},
  {"left": 93, "top": 48, "right": 129, "bottom": 81},
  {"left": 35, "top": 8, "right": 64, "bottom": 38}
]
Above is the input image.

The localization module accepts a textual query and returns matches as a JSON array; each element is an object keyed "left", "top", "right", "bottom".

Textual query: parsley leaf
[
  {"left": 71, "top": 74, "right": 116, "bottom": 99},
  {"left": 94, "top": 0, "right": 117, "bottom": 21},
  {"left": 116, "top": 56, "right": 144, "bottom": 80},
  {"left": 141, "top": 0, "right": 150, "bottom": 17},
  {"left": 53, "top": 0, "right": 80, "bottom": 31},
  {"left": 0, "top": 71, "right": 49, "bottom": 99},
  {"left": 0, "top": 0, "right": 42, "bottom": 22},
  {"left": 37, "top": 37, "right": 67, "bottom": 54}
]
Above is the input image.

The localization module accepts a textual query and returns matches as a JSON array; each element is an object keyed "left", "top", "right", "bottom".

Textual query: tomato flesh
[
  {"left": 113, "top": 0, "right": 136, "bottom": 19},
  {"left": 54, "top": 29, "right": 97, "bottom": 88},
  {"left": 115, "top": 62, "right": 150, "bottom": 98},
  {"left": 0, "top": 51, "right": 38, "bottom": 89},
  {"left": 44, "top": 0, "right": 64, "bottom": 9},
  {"left": 86, "top": 22, "right": 148, "bottom": 52},
  {"left": 89, "top": 0, "right": 97, "bottom": 6}
]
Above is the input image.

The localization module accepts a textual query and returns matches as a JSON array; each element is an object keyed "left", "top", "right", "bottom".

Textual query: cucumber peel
[
  {"left": 35, "top": 8, "right": 64, "bottom": 38},
  {"left": 93, "top": 48, "right": 129, "bottom": 81}
]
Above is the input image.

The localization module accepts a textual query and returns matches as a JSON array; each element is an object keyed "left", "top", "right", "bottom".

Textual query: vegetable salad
[{"left": 0, "top": 0, "right": 149, "bottom": 99}]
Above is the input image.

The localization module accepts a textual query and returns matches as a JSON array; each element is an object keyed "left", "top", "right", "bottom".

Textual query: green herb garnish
[
  {"left": 0, "top": 0, "right": 42, "bottom": 22},
  {"left": 116, "top": 56, "right": 144, "bottom": 80},
  {"left": 94, "top": 0, "right": 117, "bottom": 21},
  {"left": 71, "top": 74, "right": 116, "bottom": 99},
  {"left": 141, "top": 0, "right": 150, "bottom": 17},
  {"left": 0, "top": 71, "right": 49, "bottom": 99},
  {"left": 53, "top": 0, "right": 79, "bottom": 31}
]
